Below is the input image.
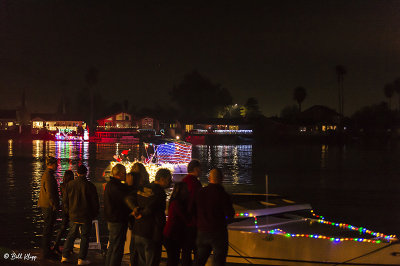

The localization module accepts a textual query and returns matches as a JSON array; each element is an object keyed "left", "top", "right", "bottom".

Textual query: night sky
[{"left": 1, "top": 0, "right": 400, "bottom": 116}]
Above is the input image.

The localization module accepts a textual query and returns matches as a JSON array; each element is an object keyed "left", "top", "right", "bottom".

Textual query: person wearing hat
[
  {"left": 61, "top": 165, "right": 99, "bottom": 265},
  {"left": 38, "top": 156, "right": 60, "bottom": 261}
]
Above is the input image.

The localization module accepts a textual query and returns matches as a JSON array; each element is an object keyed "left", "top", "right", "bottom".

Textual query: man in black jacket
[
  {"left": 61, "top": 165, "right": 99, "bottom": 265},
  {"left": 38, "top": 156, "right": 60, "bottom": 261},
  {"left": 131, "top": 168, "right": 172, "bottom": 266},
  {"left": 104, "top": 164, "right": 132, "bottom": 266}
]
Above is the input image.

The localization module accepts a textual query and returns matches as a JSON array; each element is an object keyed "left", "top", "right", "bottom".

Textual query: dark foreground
[{"left": 0, "top": 248, "right": 249, "bottom": 266}]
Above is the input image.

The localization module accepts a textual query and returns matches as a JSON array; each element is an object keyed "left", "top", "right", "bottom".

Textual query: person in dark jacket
[
  {"left": 125, "top": 164, "right": 150, "bottom": 266},
  {"left": 125, "top": 171, "right": 142, "bottom": 266},
  {"left": 104, "top": 164, "right": 131, "bottom": 266},
  {"left": 61, "top": 165, "right": 99, "bottom": 265},
  {"left": 195, "top": 169, "right": 235, "bottom": 266},
  {"left": 181, "top": 159, "right": 202, "bottom": 265},
  {"left": 53, "top": 170, "right": 74, "bottom": 254},
  {"left": 38, "top": 156, "right": 60, "bottom": 261},
  {"left": 163, "top": 182, "right": 190, "bottom": 266},
  {"left": 129, "top": 168, "right": 172, "bottom": 266}
]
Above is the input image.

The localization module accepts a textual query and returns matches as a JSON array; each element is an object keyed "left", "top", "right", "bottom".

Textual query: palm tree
[
  {"left": 394, "top": 78, "right": 400, "bottom": 111},
  {"left": 335, "top": 65, "right": 346, "bottom": 116},
  {"left": 383, "top": 83, "right": 395, "bottom": 110},
  {"left": 85, "top": 67, "right": 99, "bottom": 131},
  {"left": 293, "top": 86, "right": 307, "bottom": 112}
]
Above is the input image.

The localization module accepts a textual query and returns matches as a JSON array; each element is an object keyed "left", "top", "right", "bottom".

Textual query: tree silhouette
[
  {"left": 169, "top": 70, "right": 232, "bottom": 119},
  {"left": 76, "top": 88, "right": 106, "bottom": 122},
  {"left": 335, "top": 65, "right": 346, "bottom": 116},
  {"left": 280, "top": 105, "right": 299, "bottom": 122},
  {"left": 394, "top": 78, "right": 400, "bottom": 111},
  {"left": 293, "top": 86, "right": 307, "bottom": 112},
  {"left": 85, "top": 67, "right": 99, "bottom": 130},
  {"left": 244, "top": 97, "right": 261, "bottom": 118},
  {"left": 352, "top": 102, "right": 395, "bottom": 135},
  {"left": 383, "top": 83, "right": 395, "bottom": 110}
]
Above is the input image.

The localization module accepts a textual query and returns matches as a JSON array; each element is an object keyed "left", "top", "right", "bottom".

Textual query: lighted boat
[
  {"left": 225, "top": 193, "right": 399, "bottom": 265},
  {"left": 55, "top": 129, "right": 89, "bottom": 141},
  {"left": 103, "top": 139, "right": 191, "bottom": 181}
]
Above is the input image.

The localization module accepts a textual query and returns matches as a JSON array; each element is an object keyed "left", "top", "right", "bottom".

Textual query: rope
[{"left": 228, "top": 242, "right": 253, "bottom": 264}]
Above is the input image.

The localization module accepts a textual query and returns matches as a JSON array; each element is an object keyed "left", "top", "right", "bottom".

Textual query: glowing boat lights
[
  {"left": 234, "top": 210, "right": 397, "bottom": 244},
  {"left": 108, "top": 140, "right": 192, "bottom": 182},
  {"left": 110, "top": 160, "right": 175, "bottom": 183}
]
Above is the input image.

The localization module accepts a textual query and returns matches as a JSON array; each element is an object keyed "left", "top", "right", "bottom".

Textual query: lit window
[
  {"left": 185, "top": 125, "right": 193, "bottom": 132},
  {"left": 8, "top": 122, "right": 13, "bottom": 127},
  {"left": 322, "top": 126, "right": 326, "bottom": 131}
]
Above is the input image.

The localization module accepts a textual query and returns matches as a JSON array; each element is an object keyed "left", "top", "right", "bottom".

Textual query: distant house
[
  {"left": 159, "top": 119, "right": 182, "bottom": 138},
  {"left": 183, "top": 118, "right": 252, "bottom": 134},
  {"left": 0, "top": 110, "right": 17, "bottom": 131},
  {"left": 97, "top": 112, "right": 136, "bottom": 130},
  {"left": 31, "top": 113, "right": 86, "bottom": 134},
  {"left": 298, "top": 105, "right": 340, "bottom": 133},
  {"left": 137, "top": 116, "right": 159, "bottom": 131},
  {"left": 95, "top": 112, "right": 139, "bottom": 142}
]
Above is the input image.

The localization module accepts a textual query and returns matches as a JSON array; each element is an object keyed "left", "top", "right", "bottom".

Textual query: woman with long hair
[
  {"left": 53, "top": 170, "right": 74, "bottom": 253},
  {"left": 131, "top": 162, "right": 150, "bottom": 187},
  {"left": 163, "top": 182, "right": 190, "bottom": 266}
]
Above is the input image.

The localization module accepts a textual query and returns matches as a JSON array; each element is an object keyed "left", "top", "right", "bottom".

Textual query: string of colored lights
[
  {"left": 309, "top": 210, "right": 396, "bottom": 241},
  {"left": 234, "top": 210, "right": 397, "bottom": 244}
]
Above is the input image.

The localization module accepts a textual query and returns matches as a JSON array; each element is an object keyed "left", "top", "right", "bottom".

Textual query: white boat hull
[{"left": 226, "top": 229, "right": 400, "bottom": 265}]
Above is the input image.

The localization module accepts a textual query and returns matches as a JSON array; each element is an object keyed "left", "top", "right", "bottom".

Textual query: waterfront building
[
  {"left": 183, "top": 118, "right": 253, "bottom": 145},
  {"left": 31, "top": 113, "right": 86, "bottom": 140},
  {"left": 183, "top": 118, "right": 253, "bottom": 135},
  {"left": 95, "top": 112, "right": 138, "bottom": 143},
  {"left": 297, "top": 105, "right": 341, "bottom": 134},
  {"left": 97, "top": 112, "right": 136, "bottom": 130},
  {"left": 0, "top": 109, "right": 18, "bottom": 131}
]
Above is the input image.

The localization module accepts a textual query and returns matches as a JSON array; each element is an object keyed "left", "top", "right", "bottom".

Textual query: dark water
[{"left": 0, "top": 140, "right": 399, "bottom": 250}]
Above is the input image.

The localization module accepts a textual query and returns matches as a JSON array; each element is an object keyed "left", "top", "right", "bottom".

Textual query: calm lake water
[{"left": 0, "top": 140, "right": 399, "bottom": 250}]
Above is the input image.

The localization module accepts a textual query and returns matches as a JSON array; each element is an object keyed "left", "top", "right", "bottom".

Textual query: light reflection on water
[
  {"left": 193, "top": 145, "right": 253, "bottom": 185},
  {"left": 0, "top": 141, "right": 255, "bottom": 249},
  {"left": 32, "top": 141, "right": 44, "bottom": 244},
  {"left": 320, "top": 144, "right": 328, "bottom": 169},
  {"left": 8, "top": 139, "right": 13, "bottom": 157},
  {"left": 1, "top": 140, "right": 400, "bottom": 250}
]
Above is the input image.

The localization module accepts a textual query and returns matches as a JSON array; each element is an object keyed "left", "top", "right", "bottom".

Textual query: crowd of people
[{"left": 38, "top": 156, "right": 235, "bottom": 266}]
